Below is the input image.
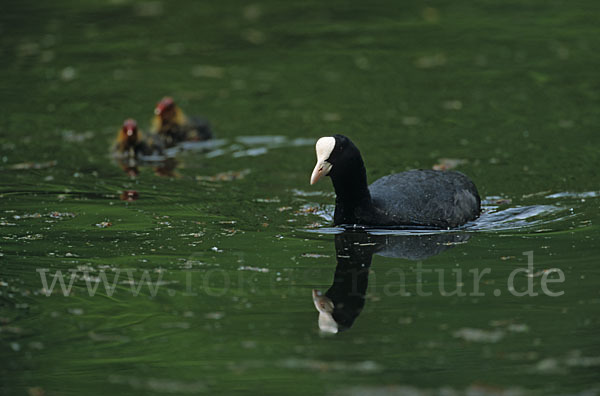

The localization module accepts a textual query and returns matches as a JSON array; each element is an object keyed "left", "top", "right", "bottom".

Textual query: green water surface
[{"left": 1, "top": 1, "right": 599, "bottom": 395}]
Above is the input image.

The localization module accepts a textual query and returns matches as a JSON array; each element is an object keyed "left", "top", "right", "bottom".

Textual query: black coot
[{"left": 310, "top": 134, "right": 480, "bottom": 228}]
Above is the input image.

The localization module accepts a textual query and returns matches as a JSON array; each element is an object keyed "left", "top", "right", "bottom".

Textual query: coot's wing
[{"left": 369, "top": 170, "right": 480, "bottom": 228}]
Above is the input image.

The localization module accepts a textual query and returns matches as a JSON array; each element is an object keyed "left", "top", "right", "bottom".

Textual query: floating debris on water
[
  {"left": 179, "top": 232, "right": 204, "bottom": 238},
  {"left": 9, "top": 160, "right": 57, "bottom": 170},
  {"left": 60, "top": 66, "right": 77, "bottom": 81},
  {"left": 432, "top": 158, "right": 468, "bottom": 171},
  {"left": 95, "top": 222, "right": 112, "bottom": 228},
  {"left": 294, "top": 204, "right": 333, "bottom": 222},
  {"left": 525, "top": 269, "right": 560, "bottom": 278},
  {"left": 255, "top": 197, "right": 280, "bottom": 203},
  {"left": 291, "top": 188, "right": 332, "bottom": 197},
  {"left": 13, "top": 213, "right": 41, "bottom": 220},
  {"left": 507, "top": 324, "right": 530, "bottom": 333},
  {"left": 62, "top": 130, "right": 95, "bottom": 142},
  {"left": 232, "top": 147, "right": 268, "bottom": 158},
  {"left": 453, "top": 328, "right": 504, "bottom": 343},
  {"left": 238, "top": 266, "right": 269, "bottom": 273},
  {"left": 221, "top": 228, "right": 239, "bottom": 237},
  {"left": 545, "top": 191, "right": 600, "bottom": 199},
  {"left": 415, "top": 53, "right": 446, "bottom": 68},
  {"left": 18, "top": 234, "right": 43, "bottom": 240},
  {"left": 534, "top": 350, "right": 600, "bottom": 374},
  {"left": 301, "top": 253, "right": 330, "bottom": 258},
  {"left": 279, "top": 358, "right": 381, "bottom": 373},
  {"left": 196, "top": 169, "right": 250, "bottom": 182},
  {"left": 295, "top": 205, "right": 319, "bottom": 215},
  {"left": 442, "top": 99, "right": 463, "bottom": 110},
  {"left": 205, "top": 312, "right": 225, "bottom": 320},
  {"left": 493, "top": 198, "right": 512, "bottom": 205},
  {"left": 49, "top": 212, "right": 75, "bottom": 219},
  {"left": 535, "top": 358, "right": 563, "bottom": 374}
]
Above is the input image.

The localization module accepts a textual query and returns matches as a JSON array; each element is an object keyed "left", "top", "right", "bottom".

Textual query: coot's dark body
[
  {"left": 313, "top": 135, "right": 480, "bottom": 229},
  {"left": 364, "top": 170, "right": 480, "bottom": 228}
]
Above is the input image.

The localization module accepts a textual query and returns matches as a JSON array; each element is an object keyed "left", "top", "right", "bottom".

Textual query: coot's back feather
[{"left": 369, "top": 169, "right": 480, "bottom": 228}]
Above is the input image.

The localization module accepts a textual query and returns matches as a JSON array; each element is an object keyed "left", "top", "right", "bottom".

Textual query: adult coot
[{"left": 310, "top": 134, "right": 480, "bottom": 228}]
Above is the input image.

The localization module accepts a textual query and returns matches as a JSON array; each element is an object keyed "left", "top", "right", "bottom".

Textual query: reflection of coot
[
  {"left": 313, "top": 230, "right": 470, "bottom": 333},
  {"left": 373, "top": 232, "right": 470, "bottom": 260}
]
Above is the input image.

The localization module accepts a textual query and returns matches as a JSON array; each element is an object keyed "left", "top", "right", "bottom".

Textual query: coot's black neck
[{"left": 330, "top": 153, "right": 373, "bottom": 225}]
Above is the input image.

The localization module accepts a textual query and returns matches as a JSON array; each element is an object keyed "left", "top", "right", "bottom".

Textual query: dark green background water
[{"left": 1, "top": 1, "right": 599, "bottom": 395}]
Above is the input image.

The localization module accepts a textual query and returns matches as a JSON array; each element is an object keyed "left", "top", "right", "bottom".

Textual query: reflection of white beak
[
  {"left": 310, "top": 160, "right": 332, "bottom": 185},
  {"left": 312, "top": 289, "right": 338, "bottom": 334},
  {"left": 312, "top": 289, "right": 334, "bottom": 313}
]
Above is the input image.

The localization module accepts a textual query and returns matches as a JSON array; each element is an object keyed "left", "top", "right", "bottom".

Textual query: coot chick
[
  {"left": 151, "top": 97, "right": 213, "bottom": 147},
  {"left": 113, "top": 119, "right": 162, "bottom": 157},
  {"left": 310, "top": 134, "right": 480, "bottom": 228}
]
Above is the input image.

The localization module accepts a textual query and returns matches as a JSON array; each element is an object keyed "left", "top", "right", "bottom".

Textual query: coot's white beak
[
  {"left": 310, "top": 136, "right": 336, "bottom": 185},
  {"left": 310, "top": 160, "right": 332, "bottom": 185}
]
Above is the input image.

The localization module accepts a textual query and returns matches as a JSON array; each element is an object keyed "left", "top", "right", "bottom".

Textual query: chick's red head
[
  {"left": 121, "top": 118, "right": 138, "bottom": 143},
  {"left": 154, "top": 97, "right": 176, "bottom": 121}
]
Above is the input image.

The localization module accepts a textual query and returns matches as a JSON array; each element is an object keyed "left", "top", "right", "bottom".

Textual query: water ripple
[{"left": 302, "top": 191, "right": 598, "bottom": 235}]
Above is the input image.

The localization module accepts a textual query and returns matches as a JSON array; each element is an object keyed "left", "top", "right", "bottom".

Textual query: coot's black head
[{"left": 310, "top": 134, "right": 362, "bottom": 185}]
